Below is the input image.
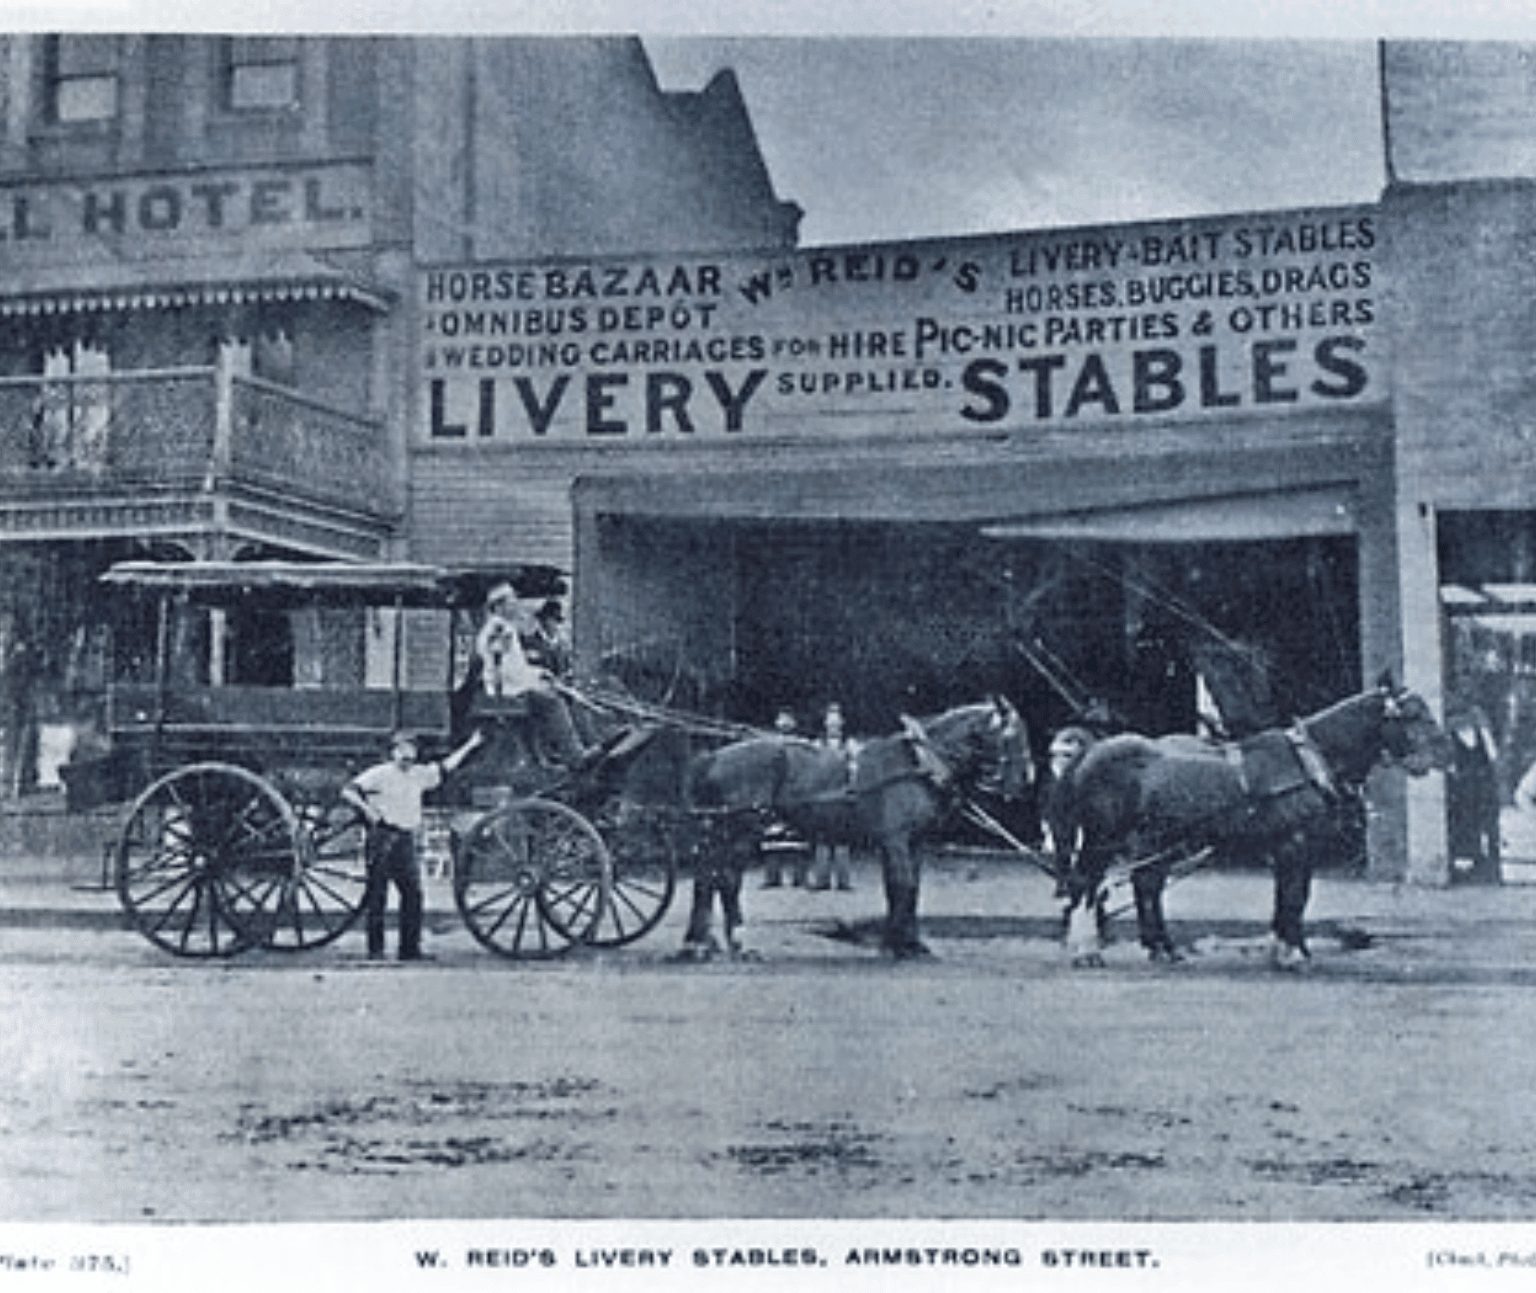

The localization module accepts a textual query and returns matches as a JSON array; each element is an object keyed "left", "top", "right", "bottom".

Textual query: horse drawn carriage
[
  {"left": 62, "top": 559, "right": 683, "bottom": 961},
  {"left": 63, "top": 559, "right": 1038, "bottom": 964}
]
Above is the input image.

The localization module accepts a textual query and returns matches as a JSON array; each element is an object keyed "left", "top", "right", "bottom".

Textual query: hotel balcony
[{"left": 0, "top": 365, "right": 398, "bottom": 559}]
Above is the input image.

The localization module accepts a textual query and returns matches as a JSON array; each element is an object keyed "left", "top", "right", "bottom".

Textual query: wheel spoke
[
  {"left": 260, "top": 799, "right": 367, "bottom": 952},
  {"left": 454, "top": 798, "right": 611, "bottom": 959},
  {"left": 116, "top": 764, "right": 297, "bottom": 958}
]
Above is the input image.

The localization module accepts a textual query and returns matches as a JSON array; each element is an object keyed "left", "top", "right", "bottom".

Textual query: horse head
[
  {"left": 1373, "top": 672, "right": 1451, "bottom": 776},
  {"left": 920, "top": 695, "right": 1032, "bottom": 801}
]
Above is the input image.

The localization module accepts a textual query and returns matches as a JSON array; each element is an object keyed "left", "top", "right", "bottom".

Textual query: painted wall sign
[
  {"left": 0, "top": 161, "right": 373, "bottom": 263},
  {"left": 418, "top": 205, "right": 1379, "bottom": 443}
]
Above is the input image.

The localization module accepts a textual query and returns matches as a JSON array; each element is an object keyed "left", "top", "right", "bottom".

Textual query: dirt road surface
[{"left": 5, "top": 852, "right": 1536, "bottom": 1227}]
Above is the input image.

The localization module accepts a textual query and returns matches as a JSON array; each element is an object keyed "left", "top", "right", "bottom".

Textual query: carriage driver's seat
[{"left": 469, "top": 693, "right": 551, "bottom": 772}]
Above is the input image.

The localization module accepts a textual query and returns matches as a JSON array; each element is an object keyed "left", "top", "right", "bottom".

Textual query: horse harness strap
[
  {"left": 1222, "top": 743, "right": 1249, "bottom": 796},
  {"left": 1286, "top": 723, "right": 1341, "bottom": 802},
  {"left": 1228, "top": 727, "right": 1338, "bottom": 808}
]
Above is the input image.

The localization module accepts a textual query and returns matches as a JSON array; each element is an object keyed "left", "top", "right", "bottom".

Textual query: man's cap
[
  {"left": 389, "top": 729, "right": 420, "bottom": 749},
  {"left": 536, "top": 598, "right": 564, "bottom": 623}
]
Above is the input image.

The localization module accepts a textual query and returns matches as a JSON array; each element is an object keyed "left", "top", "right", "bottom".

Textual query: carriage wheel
[
  {"left": 257, "top": 798, "right": 369, "bottom": 952},
  {"left": 115, "top": 763, "right": 300, "bottom": 958},
  {"left": 585, "top": 830, "right": 677, "bottom": 948},
  {"left": 453, "top": 798, "right": 612, "bottom": 959}
]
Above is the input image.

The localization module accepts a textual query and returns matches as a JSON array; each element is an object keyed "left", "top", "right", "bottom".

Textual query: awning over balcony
[
  {"left": 101, "top": 560, "right": 453, "bottom": 608},
  {"left": 0, "top": 251, "right": 392, "bottom": 318}
]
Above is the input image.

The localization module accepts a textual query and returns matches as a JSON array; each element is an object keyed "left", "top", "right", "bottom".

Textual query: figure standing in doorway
[
  {"left": 809, "top": 702, "right": 856, "bottom": 891},
  {"left": 1446, "top": 704, "right": 1501, "bottom": 885},
  {"left": 759, "top": 708, "right": 811, "bottom": 888}
]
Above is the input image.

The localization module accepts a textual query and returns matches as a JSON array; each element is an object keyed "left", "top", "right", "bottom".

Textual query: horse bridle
[
  {"left": 903, "top": 702, "right": 1025, "bottom": 800},
  {"left": 978, "top": 708, "right": 1027, "bottom": 797}
]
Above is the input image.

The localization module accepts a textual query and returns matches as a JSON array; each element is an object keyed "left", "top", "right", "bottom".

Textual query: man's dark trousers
[{"left": 364, "top": 823, "right": 424, "bottom": 959}]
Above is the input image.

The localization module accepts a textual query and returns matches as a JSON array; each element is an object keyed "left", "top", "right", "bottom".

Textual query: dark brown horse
[
  {"left": 1057, "top": 673, "right": 1448, "bottom": 969},
  {"left": 682, "top": 697, "right": 1033, "bottom": 959}
]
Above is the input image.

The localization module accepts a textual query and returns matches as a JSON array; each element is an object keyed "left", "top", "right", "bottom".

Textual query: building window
[
  {"left": 222, "top": 328, "right": 296, "bottom": 388},
  {"left": 222, "top": 37, "right": 299, "bottom": 111},
  {"left": 35, "top": 341, "right": 111, "bottom": 472},
  {"left": 44, "top": 35, "right": 120, "bottom": 124},
  {"left": 253, "top": 329, "right": 296, "bottom": 386}
]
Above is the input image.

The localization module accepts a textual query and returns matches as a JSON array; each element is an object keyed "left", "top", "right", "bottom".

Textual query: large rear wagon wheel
[
  {"left": 453, "top": 798, "right": 612, "bottom": 959},
  {"left": 115, "top": 762, "right": 301, "bottom": 958}
]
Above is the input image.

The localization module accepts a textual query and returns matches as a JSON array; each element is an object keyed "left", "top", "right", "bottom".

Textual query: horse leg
[
  {"left": 1269, "top": 835, "right": 1314, "bottom": 971},
  {"left": 720, "top": 863, "right": 746, "bottom": 956},
  {"left": 676, "top": 875, "right": 721, "bottom": 960},
  {"left": 1133, "top": 864, "right": 1181, "bottom": 963},
  {"left": 1063, "top": 837, "right": 1109, "bottom": 967},
  {"left": 1064, "top": 877, "right": 1106, "bottom": 967},
  {"left": 678, "top": 817, "right": 729, "bottom": 961},
  {"left": 880, "top": 836, "right": 930, "bottom": 960}
]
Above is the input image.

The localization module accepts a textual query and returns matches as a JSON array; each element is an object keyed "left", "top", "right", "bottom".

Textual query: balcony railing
[
  {"left": 228, "top": 374, "right": 389, "bottom": 511},
  {"left": 0, "top": 367, "right": 390, "bottom": 519}
]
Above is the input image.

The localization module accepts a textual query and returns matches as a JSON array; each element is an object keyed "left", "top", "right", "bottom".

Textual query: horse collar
[
  {"left": 901, "top": 717, "right": 954, "bottom": 789},
  {"left": 1286, "top": 723, "right": 1340, "bottom": 801}
]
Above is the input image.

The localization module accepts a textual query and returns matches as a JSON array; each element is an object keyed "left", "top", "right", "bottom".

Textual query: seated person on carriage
[
  {"left": 523, "top": 598, "right": 573, "bottom": 679},
  {"left": 468, "top": 582, "right": 604, "bottom": 772}
]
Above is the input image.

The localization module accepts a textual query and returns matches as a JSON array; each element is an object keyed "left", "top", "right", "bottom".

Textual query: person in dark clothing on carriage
[
  {"left": 343, "top": 727, "right": 484, "bottom": 961},
  {"left": 523, "top": 598, "right": 573, "bottom": 679}
]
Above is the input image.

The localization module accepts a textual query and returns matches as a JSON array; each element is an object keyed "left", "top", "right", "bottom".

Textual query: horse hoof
[
  {"left": 1148, "top": 946, "right": 1185, "bottom": 965},
  {"left": 1070, "top": 952, "right": 1106, "bottom": 969},
  {"left": 886, "top": 941, "right": 933, "bottom": 961},
  {"left": 668, "top": 940, "right": 718, "bottom": 964},
  {"left": 1271, "top": 945, "right": 1312, "bottom": 972}
]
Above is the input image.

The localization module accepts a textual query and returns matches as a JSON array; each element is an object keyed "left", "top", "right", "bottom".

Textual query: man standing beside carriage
[{"left": 343, "top": 727, "right": 485, "bottom": 962}]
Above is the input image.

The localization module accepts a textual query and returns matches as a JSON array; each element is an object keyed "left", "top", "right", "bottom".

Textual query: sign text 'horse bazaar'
[{"left": 417, "top": 206, "right": 1379, "bottom": 444}]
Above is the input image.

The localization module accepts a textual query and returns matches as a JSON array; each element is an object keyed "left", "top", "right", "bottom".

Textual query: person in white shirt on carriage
[{"left": 473, "top": 581, "right": 600, "bottom": 772}]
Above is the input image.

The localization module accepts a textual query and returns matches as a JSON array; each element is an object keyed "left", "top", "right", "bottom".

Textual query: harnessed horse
[
  {"left": 1058, "top": 673, "right": 1449, "bottom": 969},
  {"left": 682, "top": 697, "right": 1033, "bottom": 959}
]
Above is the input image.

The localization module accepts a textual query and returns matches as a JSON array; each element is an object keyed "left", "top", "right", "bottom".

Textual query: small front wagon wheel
[
  {"left": 116, "top": 763, "right": 299, "bottom": 958},
  {"left": 587, "top": 835, "right": 677, "bottom": 948},
  {"left": 454, "top": 798, "right": 612, "bottom": 959}
]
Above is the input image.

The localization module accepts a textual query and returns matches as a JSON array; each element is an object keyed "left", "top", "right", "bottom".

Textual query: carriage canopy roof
[{"left": 101, "top": 560, "right": 458, "bottom": 608}]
